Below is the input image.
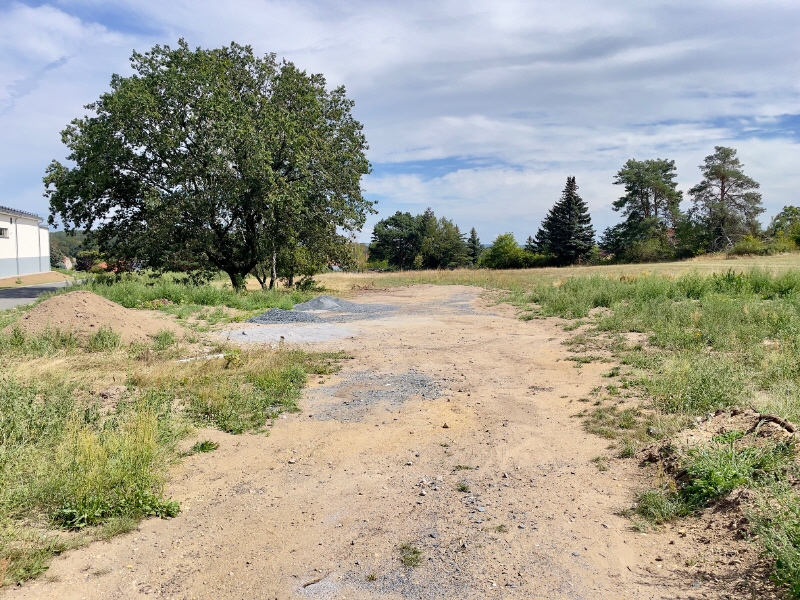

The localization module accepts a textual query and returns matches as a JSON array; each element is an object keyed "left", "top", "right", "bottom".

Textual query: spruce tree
[
  {"left": 467, "top": 227, "right": 482, "bottom": 264},
  {"left": 534, "top": 176, "right": 595, "bottom": 265}
]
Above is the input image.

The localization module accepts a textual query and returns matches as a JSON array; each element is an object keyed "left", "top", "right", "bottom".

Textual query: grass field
[{"left": 316, "top": 251, "right": 800, "bottom": 293}]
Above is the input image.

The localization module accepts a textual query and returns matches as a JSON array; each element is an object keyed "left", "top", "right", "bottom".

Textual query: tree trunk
[
  {"left": 253, "top": 267, "right": 268, "bottom": 289},
  {"left": 227, "top": 270, "right": 245, "bottom": 292},
  {"left": 268, "top": 251, "right": 277, "bottom": 290}
]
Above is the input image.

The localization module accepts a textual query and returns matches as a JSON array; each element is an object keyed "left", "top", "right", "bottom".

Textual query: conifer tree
[
  {"left": 688, "top": 146, "right": 764, "bottom": 251},
  {"left": 534, "top": 176, "right": 595, "bottom": 265},
  {"left": 467, "top": 227, "right": 482, "bottom": 264}
]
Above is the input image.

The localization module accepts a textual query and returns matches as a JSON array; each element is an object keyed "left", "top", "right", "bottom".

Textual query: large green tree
[
  {"left": 369, "top": 208, "right": 470, "bottom": 270},
  {"left": 613, "top": 158, "right": 682, "bottom": 225},
  {"left": 601, "top": 158, "right": 682, "bottom": 262},
  {"left": 368, "top": 211, "right": 422, "bottom": 269},
  {"left": 534, "top": 176, "right": 595, "bottom": 265},
  {"left": 44, "top": 40, "right": 372, "bottom": 290},
  {"left": 688, "top": 146, "right": 763, "bottom": 251}
]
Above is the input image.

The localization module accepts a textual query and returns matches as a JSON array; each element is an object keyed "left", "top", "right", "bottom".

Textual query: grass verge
[
  {"left": 505, "top": 267, "right": 800, "bottom": 595},
  {"left": 0, "top": 307, "right": 345, "bottom": 586}
]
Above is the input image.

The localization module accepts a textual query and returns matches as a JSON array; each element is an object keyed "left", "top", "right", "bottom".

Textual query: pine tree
[
  {"left": 688, "top": 147, "right": 764, "bottom": 251},
  {"left": 534, "top": 176, "right": 595, "bottom": 265},
  {"left": 467, "top": 227, "right": 482, "bottom": 265}
]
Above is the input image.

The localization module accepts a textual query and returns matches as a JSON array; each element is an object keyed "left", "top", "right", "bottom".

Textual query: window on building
[{"left": 0, "top": 227, "right": 8, "bottom": 237}]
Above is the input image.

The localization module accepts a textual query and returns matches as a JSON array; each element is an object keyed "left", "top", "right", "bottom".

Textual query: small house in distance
[{"left": 0, "top": 205, "right": 50, "bottom": 278}]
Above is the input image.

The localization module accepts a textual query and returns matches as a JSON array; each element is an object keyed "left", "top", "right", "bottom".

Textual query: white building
[{"left": 0, "top": 205, "right": 50, "bottom": 279}]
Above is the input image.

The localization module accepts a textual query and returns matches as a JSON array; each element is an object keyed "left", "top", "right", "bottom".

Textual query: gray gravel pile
[
  {"left": 249, "top": 295, "right": 395, "bottom": 324},
  {"left": 293, "top": 294, "right": 395, "bottom": 314},
  {"left": 248, "top": 308, "right": 321, "bottom": 324},
  {"left": 305, "top": 370, "right": 441, "bottom": 423}
]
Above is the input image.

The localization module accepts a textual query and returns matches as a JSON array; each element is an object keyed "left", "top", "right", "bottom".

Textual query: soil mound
[
  {"left": 6, "top": 291, "right": 184, "bottom": 344},
  {"left": 640, "top": 408, "right": 798, "bottom": 475}
]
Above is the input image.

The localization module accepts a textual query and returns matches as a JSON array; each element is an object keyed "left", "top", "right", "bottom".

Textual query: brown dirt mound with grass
[
  {"left": 640, "top": 408, "right": 798, "bottom": 475},
  {"left": 5, "top": 290, "right": 185, "bottom": 344}
]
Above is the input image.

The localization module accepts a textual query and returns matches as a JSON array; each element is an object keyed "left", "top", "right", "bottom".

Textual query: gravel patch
[
  {"left": 249, "top": 296, "right": 396, "bottom": 325},
  {"left": 305, "top": 370, "right": 441, "bottom": 423},
  {"left": 249, "top": 308, "right": 322, "bottom": 324},
  {"left": 293, "top": 295, "right": 393, "bottom": 313}
]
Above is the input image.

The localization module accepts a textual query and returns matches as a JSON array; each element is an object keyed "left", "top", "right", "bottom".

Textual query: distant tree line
[
  {"left": 368, "top": 208, "right": 481, "bottom": 269},
  {"left": 388, "top": 145, "right": 796, "bottom": 272}
]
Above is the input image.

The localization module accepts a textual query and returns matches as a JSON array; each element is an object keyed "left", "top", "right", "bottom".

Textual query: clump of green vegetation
[
  {"left": 151, "top": 329, "right": 177, "bottom": 352},
  {"left": 0, "top": 327, "right": 80, "bottom": 356},
  {"left": 86, "top": 326, "right": 121, "bottom": 352},
  {"left": 634, "top": 434, "right": 795, "bottom": 526},
  {"left": 457, "top": 482, "right": 471, "bottom": 493},
  {"left": 57, "top": 272, "right": 314, "bottom": 314},
  {"left": 453, "top": 464, "right": 473, "bottom": 471},
  {"left": 399, "top": 544, "right": 422, "bottom": 567},
  {"left": 750, "top": 485, "right": 800, "bottom": 598},
  {"left": 189, "top": 440, "right": 219, "bottom": 454}
]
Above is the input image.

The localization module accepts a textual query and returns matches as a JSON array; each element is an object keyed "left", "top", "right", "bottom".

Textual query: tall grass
[
  {"left": 515, "top": 268, "right": 800, "bottom": 421},
  {"left": 508, "top": 267, "right": 800, "bottom": 595},
  {"left": 0, "top": 327, "right": 345, "bottom": 585},
  {"left": 54, "top": 272, "right": 313, "bottom": 312}
]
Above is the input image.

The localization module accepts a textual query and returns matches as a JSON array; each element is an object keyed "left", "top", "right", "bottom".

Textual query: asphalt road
[{"left": 0, "top": 280, "right": 80, "bottom": 310}]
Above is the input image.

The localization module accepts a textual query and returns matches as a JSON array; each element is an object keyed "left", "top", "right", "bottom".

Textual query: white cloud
[{"left": 0, "top": 0, "right": 798, "bottom": 236}]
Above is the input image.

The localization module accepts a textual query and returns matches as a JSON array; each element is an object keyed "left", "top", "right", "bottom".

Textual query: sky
[{"left": 1, "top": 0, "right": 799, "bottom": 243}]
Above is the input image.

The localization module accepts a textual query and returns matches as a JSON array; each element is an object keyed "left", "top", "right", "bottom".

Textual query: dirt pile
[
  {"left": 5, "top": 291, "right": 184, "bottom": 344},
  {"left": 640, "top": 408, "right": 798, "bottom": 475}
]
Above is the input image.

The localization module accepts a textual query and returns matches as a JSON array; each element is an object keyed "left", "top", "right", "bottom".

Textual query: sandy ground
[
  {"left": 0, "top": 271, "right": 75, "bottom": 288},
  {"left": 4, "top": 286, "right": 753, "bottom": 599}
]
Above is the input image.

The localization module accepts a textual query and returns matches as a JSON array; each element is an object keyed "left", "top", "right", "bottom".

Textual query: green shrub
[
  {"left": 729, "top": 234, "right": 766, "bottom": 256},
  {"left": 479, "top": 233, "right": 545, "bottom": 269},
  {"left": 151, "top": 329, "right": 177, "bottom": 351},
  {"left": 86, "top": 327, "right": 121, "bottom": 352}
]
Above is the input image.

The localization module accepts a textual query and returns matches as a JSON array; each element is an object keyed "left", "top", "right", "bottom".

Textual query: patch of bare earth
[
  {"left": 4, "top": 290, "right": 185, "bottom": 344},
  {"left": 3, "top": 286, "right": 774, "bottom": 599}
]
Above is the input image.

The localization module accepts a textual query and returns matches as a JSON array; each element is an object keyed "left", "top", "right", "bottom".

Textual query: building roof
[{"left": 0, "top": 205, "right": 44, "bottom": 221}]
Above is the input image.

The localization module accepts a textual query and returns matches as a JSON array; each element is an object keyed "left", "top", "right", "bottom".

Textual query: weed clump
[{"left": 399, "top": 544, "right": 422, "bottom": 568}]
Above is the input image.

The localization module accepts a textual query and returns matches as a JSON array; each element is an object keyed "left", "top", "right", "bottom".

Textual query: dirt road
[{"left": 7, "top": 286, "right": 705, "bottom": 599}]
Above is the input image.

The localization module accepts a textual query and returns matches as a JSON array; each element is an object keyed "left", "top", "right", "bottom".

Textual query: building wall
[{"left": 0, "top": 213, "right": 51, "bottom": 278}]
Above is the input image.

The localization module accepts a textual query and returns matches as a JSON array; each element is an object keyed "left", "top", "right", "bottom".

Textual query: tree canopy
[
  {"left": 467, "top": 228, "right": 482, "bottom": 265},
  {"left": 613, "top": 159, "right": 682, "bottom": 226},
  {"left": 45, "top": 40, "right": 372, "bottom": 289},
  {"left": 369, "top": 208, "right": 470, "bottom": 270}
]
